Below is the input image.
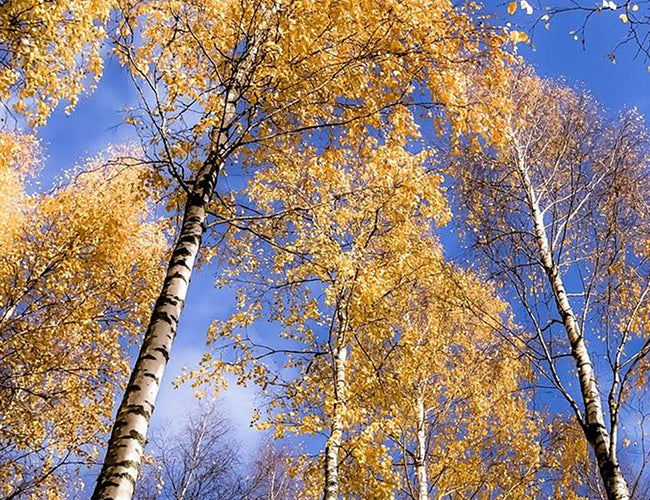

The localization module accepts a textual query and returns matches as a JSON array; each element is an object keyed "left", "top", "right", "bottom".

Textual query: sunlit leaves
[
  {"left": 0, "top": 138, "right": 167, "bottom": 498},
  {"left": 510, "top": 30, "right": 530, "bottom": 44},
  {"left": 0, "top": 0, "right": 115, "bottom": 125}
]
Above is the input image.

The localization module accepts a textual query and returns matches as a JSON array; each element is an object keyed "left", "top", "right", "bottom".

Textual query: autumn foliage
[
  {"left": 0, "top": 0, "right": 648, "bottom": 499},
  {"left": 0, "top": 135, "right": 166, "bottom": 498}
]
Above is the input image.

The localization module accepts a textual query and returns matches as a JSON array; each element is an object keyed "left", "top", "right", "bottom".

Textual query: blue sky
[
  {"left": 30, "top": 0, "right": 650, "bottom": 484},
  {"left": 491, "top": 0, "right": 650, "bottom": 115}
]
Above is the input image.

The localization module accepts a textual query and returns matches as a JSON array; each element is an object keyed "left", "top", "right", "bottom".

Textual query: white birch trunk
[
  {"left": 91, "top": 7, "right": 277, "bottom": 492},
  {"left": 267, "top": 467, "right": 276, "bottom": 500},
  {"left": 415, "top": 393, "right": 428, "bottom": 500},
  {"left": 91, "top": 161, "right": 221, "bottom": 500},
  {"left": 176, "top": 406, "right": 211, "bottom": 500},
  {"left": 324, "top": 305, "right": 349, "bottom": 500},
  {"left": 518, "top": 161, "right": 630, "bottom": 500}
]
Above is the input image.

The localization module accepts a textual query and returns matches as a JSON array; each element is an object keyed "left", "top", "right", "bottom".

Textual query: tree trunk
[
  {"left": 324, "top": 304, "right": 349, "bottom": 500},
  {"left": 518, "top": 162, "right": 630, "bottom": 500},
  {"left": 91, "top": 15, "right": 262, "bottom": 489},
  {"left": 176, "top": 404, "right": 211, "bottom": 500},
  {"left": 415, "top": 393, "right": 428, "bottom": 500},
  {"left": 91, "top": 161, "right": 221, "bottom": 500}
]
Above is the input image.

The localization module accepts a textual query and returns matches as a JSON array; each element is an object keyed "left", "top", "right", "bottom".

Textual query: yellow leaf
[
  {"left": 510, "top": 30, "right": 529, "bottom": 44},
  {"left": 508, "top": 1, "right": 517, "bottom": 14},
  {"left": 520, "top": 0, "right": 533, "bottom": 15}
]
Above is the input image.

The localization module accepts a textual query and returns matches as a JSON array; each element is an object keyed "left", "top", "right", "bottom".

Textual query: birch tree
[
  {"left": 184, "top": 117, "right": 451, "bottom": 499},
  {"left": 134, "top": 408, "right": 298, "bottom": 500},
  {"left": 94, "top": 0, "right": 515, "bottom": 496},
  {"left": 244, "top": 444, "right": 300, "bottom": 500},
  {"left": 454, "top": 69, "right": 650, "bottom": 500},
  {"left": 187, "top": 115, "right": 591, "bottom": 497},
  {"left": 134, "top": 403, "right": 243, "bottom": 500},
  {"left": 0, "top": 134, "right": 167, "bottom": 499},
  {"left": 322, "top": 255, "right": 591, "bottom": 499}
]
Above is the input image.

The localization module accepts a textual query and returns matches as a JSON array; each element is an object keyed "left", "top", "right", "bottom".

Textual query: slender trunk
[
  {"left": 0, "top": 302, "right": 16, "bottom": 326},
  {"left": 268, "top": 467, "right": 276, "bottom": 500},
  {"left": 92, "top": 13, "right": 268, "bottom": 490},
  {"left": 91, "top": 161, "right": 220, "bottom": 500},
  {"left": 415, "top": 392, "right": 428, "bottom": 500},
  {"left": 518, "top": 162, "right": 630, "bottom": 500},
  {"left": 324, "top": 304, "right": 349, "bottom": 500},
  {"left": 176, "top": 405, "right": 211, "bottom": 500}
]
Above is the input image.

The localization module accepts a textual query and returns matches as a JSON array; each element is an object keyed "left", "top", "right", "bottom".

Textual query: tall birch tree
[
  {"left": 94, "top": 0, "right": 515, "bottom": 496},
  {"left": 361, "top": 272, "right": 590, "bottom": 499},
  {"left": 134, "top": 403, "right": 243, "bottom": 500},
  {"left": 134, "top": 409, "right": 299, "bottom": 500},
  {"left": 454, "top": 69, "right": 650, "bottom": 500},
  {"left": 184, "top": 114, "right": 586, "bottom": 498},
  {"left": 186, "top": 119, "right": 451, "bottom": 499}
]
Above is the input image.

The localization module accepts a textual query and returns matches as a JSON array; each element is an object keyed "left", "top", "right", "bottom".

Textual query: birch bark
[
  {"left": 176, "top": 405, "right": 211, "bottom": 500},
  {"left": 324, "top": 302, "right": 349, "bottom": 500},
  {"left": 93, "top": 6, "right": 277, "bottom": 494},
  {"left": 517, "top": 159, "right": 630, "bottom": 500},
  {"left": 91, "top": 159, "right": 222, "bottom": 500},
  {"left": 415, "top": 392, "right": 428, "bottom": 500}
]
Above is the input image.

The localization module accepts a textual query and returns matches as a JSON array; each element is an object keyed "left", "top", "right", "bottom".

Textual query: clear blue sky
[
  {"left": 32, "top": 0, "right": 650, "bottom": 478},
  {"left": 485, "top": 0, "right": 650, "bottom": 117}
]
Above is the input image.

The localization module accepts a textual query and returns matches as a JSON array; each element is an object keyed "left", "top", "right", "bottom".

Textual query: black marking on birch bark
[
  {"left": 153, "top": 346, "right": 170, "bottom": 362},
  {"left": 141, "top": 335, "right": 159, "bottom": 349},
  {"left": 113, "top": 418, "right": 128, "bottom": 430},
  {"left": 112, "top": 472, "right": 136, "bottom": 486},
  {"left": 156, "top": 296, "right": 182, "bottom": 307},
  {"left": 151, "top": 310, "right": 176, "bottom": 326},
  {"left": 125, "top": 404, "right": 152, "bottom": 420},
  {"left": 128, "top": 430, "right": 147, "bottom": 447},
  {"left": 179, "top": 234, "right": 201, "bottom": 246},
  {"left": 110, "top": 460, "right": 140, "bottom": 470},
  {"left": 167, "top": 272, "right": 189, "bottom": 283},
  {"left": 185, "top": 214, "right": 203, "bottom": 224},
  {"left": 170, "top": 259, "right": 192, "bottom": 271},
  {"left": 174, "top": 247, "right": 193, "bottom": 258},
  {"left": 196, "top": 175, "right": 214, "bottom": 193},
  {"left": 143, "top": 372, "right": 161, "bottom": 384},
  {"left": 586, "top": 422, "right": 609, "bottom": 441},
  {"left": 140, "top": 339, "right": 154, "bottom": 351}
]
